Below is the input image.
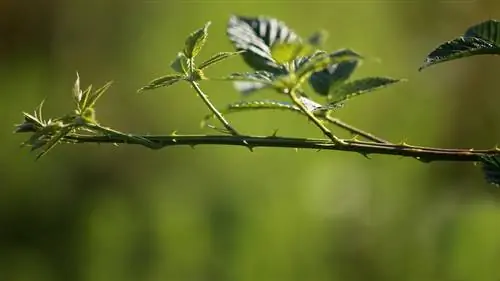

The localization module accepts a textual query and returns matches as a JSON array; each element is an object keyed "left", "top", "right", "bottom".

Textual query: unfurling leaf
[
  {"left": 198, "top": 51, "right": 244, "bottom": 70},
  {"left": 309, "top": 60, "right": 359, "bottom": 96},
  {"left": 481, "top": 155, "right": 500, "bottom": 187},
  {"left": 73, "top": 72, "right": 83, "bottom": 105},
  {"left": 137, "top": 74, "right": 184, "bottom": 92},
  {"left": 227, "top": 15, "right": 301, "bottom": 73},
  {"left": 420, "top": 20, "right": 500, "bottom": 70},
  {"left": 419, "top": 37, "right": 500, "bottom": 70},
  {"left": 85, "top": 81, "right": 113, "bottom": 110},
  {"left": 170, "top": 52, "right": 191, "bottom": 74},
  {"left": 184, "top": 21, "right": 211, "bottom": 59},
  {"left": 329, "top": 77, "right": 403, "bottom": 104}
]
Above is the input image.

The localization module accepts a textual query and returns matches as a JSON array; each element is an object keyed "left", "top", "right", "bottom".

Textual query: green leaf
[
  {"left": 465, "top": 19, "right": 500, "bottom": 44},
  {"left": 481, "top": 155, "right": 500, "bottom": 187},
  {"left": 227, "top": 15, "right": 301, "bottom": 73},
  {"left": 271, "top": 42, "right": 313, "bottom": 64},
  {"left": 138, "top": 74, "right": 185, "bottom": 92},
  {"left": 223, "top": 71, "right": 276, "bottom": 84},
  {"left": 329, "top": 77, "right": 403, "bottom": 104},
  {"left": 184, "top": 21, "right": 211, "bottom": 59},
  {"left": 309, "top": 60, "right": 359, "bottom": 96},
  {"left": 170, "top": 52, "right": 190, "bottom": 74},
  {"left": 86, "top": 81, "right": 113, "bottom": 109},
  {"left": 419, "top": 37, "right": 500, "bottom": 70},
  {"left": 198, "top": 51, "right": 243, "bottom": 70},
  {"left": 73, "top": 72, "right": 83, "bottom": 107},
  {"left": 296, "top": 49, "right": 361, "bottom": 83}
]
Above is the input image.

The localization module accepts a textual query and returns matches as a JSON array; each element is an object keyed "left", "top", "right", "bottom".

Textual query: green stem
[
  {"left": 190, "top": 80, "right": 239, "bottom": 136},
  {"left": 289, "top": 88, "right": 347, "bottom": 145},
  {"left": 63, "top": 132, "right": 499, "bottom": 162},
  {"left": 324, "top": 113, "right": 391, "bottom": 144}
]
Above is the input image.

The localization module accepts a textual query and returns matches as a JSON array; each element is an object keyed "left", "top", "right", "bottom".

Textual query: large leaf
[
  {"left": 420, "top": 19, "right": 500, "bottom": 70},
  {"left": 465, "top": 19, "right": 500, "bottom": 44},
  {"left": 227, "top": 15, "right": 301, "bottom": 73},
  {"left": 419, "top": 37, "right": 500, "bottom": 70},
  {"left": 137, "top": 74, "right": 185, "bottom": 92},
  {"left": 328, "top": 77, "right": 402, "bottom": 104},
  {"left": 184, "top": 22, "right": 211, "bottom": 59}
]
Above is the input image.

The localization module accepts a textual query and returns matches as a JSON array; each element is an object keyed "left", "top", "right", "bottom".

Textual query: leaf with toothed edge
[
  {"left": 309, "top": 60, "right": 359, "bottom": 96},
  {"left": 198, "top": 51, "right": 244, "bottom": 70},
  {"left": 227, "top": 15, "right": 302, "bottom": 73},
  {"left": 327, "top": 77, "right": 403, "bottom": 104},
  {"left": 137, "top": 74, "right": 185, "bottom": 92},
  {"left": 420, "top": 20, "right": 500, "bottom": 70},
  {"left": 184, "top": 21, "right": 211, "bottom": 59}
]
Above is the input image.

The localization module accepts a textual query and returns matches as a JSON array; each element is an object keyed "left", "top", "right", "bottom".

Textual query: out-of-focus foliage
[{"left": 2, "top": 1, "right": 500, "bottom": 281}]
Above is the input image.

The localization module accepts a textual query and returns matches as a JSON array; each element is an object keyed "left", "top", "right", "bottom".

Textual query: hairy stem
[
  {"left": 63, "top": 132, "right": 499, "bottom": 162},
  {"left": 289, "top": 89, "right": 347, "bottom": 145},
  {"left": 190, "top": 81, "right": 239, "bottom": 135}
]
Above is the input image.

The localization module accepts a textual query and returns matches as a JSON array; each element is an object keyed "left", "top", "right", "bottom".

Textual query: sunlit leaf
[
  {"left": 227, "top": 15, "right": 301, "bottom": 73},
  {"left": 184, "top": 21, "right": 211, "bottom": 59},
  {"left": 86, "top": 81, "right": 113, "bottom": 109},
  {"left": 73, "top": 72, "right": 83, "bottom": 106},
  {"left": 198, "top": 51, "right": 243, "bottom": 70},
  {"left": 271, "top": 42, "right": 313, "bottom": 64},
  {"left": 223, "top": 71, "right": 276, "bottom": 84},
  {"left": 329, "top": 77, "right": 402, "bottom": 104},
  {"left": 137, "top": 74, "right": 185, "bottom": 92}
]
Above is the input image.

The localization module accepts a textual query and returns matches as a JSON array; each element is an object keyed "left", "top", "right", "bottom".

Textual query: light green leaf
[
  {"left": 271, "top": 42, "right": 313, "bottom": 64},
  {"left": 184, "top": 21, "right": 211, "bottom": 59},
  {"left": 198, "top": 51, "right": 243, "bottom": 70},
  {"left": 329, "top": 77, "right": 403, "bottom": 104},
  {"left": 170, "top": 52, "right": 191, "bottom": 74},
  {"left": 86, "top": 81, "right": 113, "bottom": 109},
  {"left": 138, "top": 74, "right": 185, "bottom": 92}
]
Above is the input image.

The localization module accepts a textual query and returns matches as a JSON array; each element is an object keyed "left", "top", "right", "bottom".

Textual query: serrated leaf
[
  {"left": 138, "top": 74, "right": 185, "bottom": 92},
  {"left": 419, "top": 37, "right": 500, "bottom": 70},
  {"left": 329, "top": 77, "right": 402, "bottom": 104},
  {"left": 465, "top": 19, "right": 500, "bottom": 44},
  {"left": 271, "top": 42, "right": 313, "bottom": 64},
  {"left": 184, "top": 21, "right": 211, "bottom": 59},
  {"left": 309, "top": 60, "right": 359, "bottom": 96},
  {"left": 227, "top": 15, "right": 301, "bottom": 73},
  {"left": 198, "top": 51, "right": 243, "bottom": 70},
  {"left": 223, "top": 71, "right": 276, "bottom": 84},
  {"left": 170, "top": 52, "right": 190, "bottom": 74},
  {"left": 481, "top": 155, "right": 500, "bottom": 187}
]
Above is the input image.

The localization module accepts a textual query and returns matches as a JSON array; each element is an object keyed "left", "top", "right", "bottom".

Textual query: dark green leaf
[
  {"left": 465, "top": 19, "right": 500, "bottom": 44},
  {"left": 184, "top": 21, "right": 211, "bottom": 59},
  {"left": 481, "top": 155, "right": 500, "bottom": 187},
  {"left": 329, "top": 77, "right": 402, "bottom": 104},
  {"left": 309, "top": 60, "right": 359, "bottom": 96},
  {"left": 198, "top": 51, "right": 243, "bottom": 70},
  {"left": 227, "top": 15, "right": 301, "bottom": 73},
  {"left": 170, "top": 52, "right": 190, "bottom": 74},
  {"left": 419, "top": 37, "right": 500, "bottom": 70},
  {"left": 138, "top": 74, "right": 185, "bottom": 92}
]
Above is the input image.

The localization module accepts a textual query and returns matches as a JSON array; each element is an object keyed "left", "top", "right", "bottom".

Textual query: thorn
[
  {"left": 172, "top": 138, "right": 177, "bottom": 143},
  {"left": 397, "top": 140, "right": 410, "bottom": 147},
  {"left": 494, "top": 145, "right": 500, "bottom": 151},
  {"left": 242, "top": 140, "right": 253, "bottom": 152},
  {"left": 271, "top": 129, "right": 279, "bottom": 137},
  {"left": 359, "top": 152, "right": 371, "bottom": 159},
  {"left": 295, "top": 148, "right": 299, "bottom": 153},
  {"left": 171, "top": 130, "right": 178, "bottom": 136},
  {"left": 349, "top": 134, "right": 360, "bottom": 142},
  {"left": 113, "top": 143, "right": 119, "bottom": 147},
  {"left": 189, "top": 144, "right": 196, "bottom": 150}
]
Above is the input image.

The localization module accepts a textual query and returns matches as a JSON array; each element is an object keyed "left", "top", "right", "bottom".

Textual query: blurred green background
[{"left": 2, "top": 1, "right": 500, "bottom": 280}]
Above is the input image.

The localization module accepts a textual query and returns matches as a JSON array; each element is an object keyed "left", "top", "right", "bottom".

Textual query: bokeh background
[{"left": 2, "top": 0, "right": 500, "bottom": 280}]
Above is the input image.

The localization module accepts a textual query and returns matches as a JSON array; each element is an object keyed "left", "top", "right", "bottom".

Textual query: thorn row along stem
[{"left": 63, "top": 133, "right": 499, "bottom": 162}]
